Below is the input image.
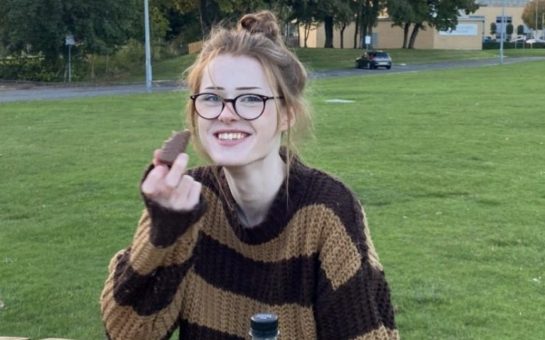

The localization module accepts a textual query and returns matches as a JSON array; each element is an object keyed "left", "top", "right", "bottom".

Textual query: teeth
[{"left": 218, "top": 132, "right": 246, "bottom": 141}]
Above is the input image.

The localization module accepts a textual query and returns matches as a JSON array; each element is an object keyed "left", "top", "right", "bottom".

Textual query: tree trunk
[
  {"left": 199, "top": 0, "right": 212, "bottom": 38},
  {"left": 324, "top": 15, "right": 334, "bottom": 48},
  {"left": 88, "top": 54, "right": 95, "bottom": 80},
  {"left": 360, "top": 11, "right": 368, "bottom": 49},
  {"left": 296, "top": 21, "right": 301, "bottom": 47},
  {"left": 408, "top": 23, "right": 422, "bottom": 49},
  {"left": 403, "top": 23, "right": 411, "bottom": 48},
  {"left": 304, "top": 23, "right": 311, "bottom": 48},
  {"left": 340, "top": 24, "right": 346, "bottom": 49},
  {"left": 353, "top": 11, "right": 359, "bottom": 48}
]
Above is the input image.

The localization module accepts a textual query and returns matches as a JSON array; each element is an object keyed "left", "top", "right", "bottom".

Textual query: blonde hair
[{"left": 184, "top": 11, "right": 312, "bottom": 163}]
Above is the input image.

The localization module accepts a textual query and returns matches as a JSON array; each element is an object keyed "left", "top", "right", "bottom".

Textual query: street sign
[{"left": 65, "top": 35, "right": 75, "bottom": 46}]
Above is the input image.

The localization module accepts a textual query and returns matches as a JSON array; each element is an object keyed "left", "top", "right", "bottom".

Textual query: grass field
[
  {"left": 123, "top": 47, "right": 545, "bottom": 82},
  {"left": 1, "top": 60, "right": 545, "bottom": 339}
]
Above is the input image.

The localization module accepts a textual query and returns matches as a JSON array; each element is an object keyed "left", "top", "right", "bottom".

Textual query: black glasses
[{"left": 190, "top": 93, "right": 284, "bottom": 121}]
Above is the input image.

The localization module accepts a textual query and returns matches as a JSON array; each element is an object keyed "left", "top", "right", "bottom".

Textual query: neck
[{"left": 223, "top": 150, "right": 286, "bottom": 227}]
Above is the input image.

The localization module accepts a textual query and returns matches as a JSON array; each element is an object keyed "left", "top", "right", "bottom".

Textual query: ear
[{"left": 279, "top": 107, "right": 295, "bottom": 132}]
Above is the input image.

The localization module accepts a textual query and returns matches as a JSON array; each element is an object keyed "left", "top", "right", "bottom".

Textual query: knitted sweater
[{"left": 100, "top": 156, "right": 398, "bottom": 340}]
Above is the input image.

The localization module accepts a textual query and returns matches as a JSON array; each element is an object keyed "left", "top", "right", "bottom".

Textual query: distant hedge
[
  {"left": 483, "top": 42, "right": 545, "bottom": 49},
  {"left": 0, "top": 56, "right": 63, "bottom": 81}
]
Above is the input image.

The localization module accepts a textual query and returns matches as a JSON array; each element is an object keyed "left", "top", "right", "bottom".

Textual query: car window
[{"left": 376, "top": 52, "right": 388, "bottom": 57}]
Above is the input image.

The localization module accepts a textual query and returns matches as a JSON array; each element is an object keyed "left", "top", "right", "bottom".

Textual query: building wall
[
  {"left": 298, "top": 1, "right": 529, "bottom": 48},
  {"left": 373, "top": 20, "right": 434, "bottom": 49},
  {"left": 299, "top": 24, "right": 359, "bottom": 49},
  {"left": 300, "top": 18, "right": 483, "bottom": 50},
  {"left": 299, "top": 21, "right": 434, "bottom": 49},
  {"left": 433, "top": 18, "right": 485, "bottom": 49},
  {"left": 475, "top": 6, "right": 527, "bottom": 37}
]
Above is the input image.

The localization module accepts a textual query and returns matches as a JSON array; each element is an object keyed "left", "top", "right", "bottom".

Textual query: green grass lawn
[
  {"left": 119, "top": 47, "right": 545, "bottom": 82},
  {"left": 1, "top": 61, "right": 545, "bottom": 339}
]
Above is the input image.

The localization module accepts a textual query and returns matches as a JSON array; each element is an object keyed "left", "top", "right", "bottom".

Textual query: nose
[{"left": 217, "top": 101, "right": 239, "bottom": 122}]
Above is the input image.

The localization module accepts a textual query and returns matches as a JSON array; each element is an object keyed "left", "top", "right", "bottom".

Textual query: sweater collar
[{"left": 217, "top": 149, "right": 309, "bottom": 245}]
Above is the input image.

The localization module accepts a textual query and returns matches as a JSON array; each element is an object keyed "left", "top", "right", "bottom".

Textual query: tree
[
  {"left": 281, "top": 0, "right": 321, "bottom": 48},
  {"left": 506, "top": 23, "right": 514, "bottom": 38},
  {"left": 387, "top": 0, "right": 479, "bottom": 49},
  {"left": 357, "top": 0, "right": 386, "bottom": 49},
  {"left": 314, "top": 0, "right": 341, "bottom": 48},
  {"left": 522, "top": 0, "right": 545, "bottom": 31},
  {"left": 490, "top": 22, "right": 497, "bottom": 36},
  {"left": 334, "top": 0, "right": 357, "bottom": 48},
  {"left": 387, "top": 0, "right": 420, "bottom": 48},
  {"left": 0, "top": 0, "right": 141, "bottom": 65},
  {"left": 324, "top": 0, "right": 365, "bottom": 49}
]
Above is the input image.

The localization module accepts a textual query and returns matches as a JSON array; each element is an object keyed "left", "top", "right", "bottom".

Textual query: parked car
[
  {"left": 356, "top": 51, "right": 392, "bottom": 69},
  {"left": 483, "top": 36, "right": 494, "bottom": 43},
  {"left": 526, "top": 38, "right": 545, "bottom": 44},
  {"left": 510, "top": 35, "right": 526, "bottom": 43}
]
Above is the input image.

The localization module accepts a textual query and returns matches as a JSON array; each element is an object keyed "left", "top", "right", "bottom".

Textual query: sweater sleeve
[
  {"left": 100, "top": 167, "right": 207, "bottom": 340},
  {"left": 313, "top": 195, "right": 398, "bottom": 340}
]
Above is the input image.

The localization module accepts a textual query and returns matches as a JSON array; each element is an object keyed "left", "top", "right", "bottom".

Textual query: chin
[{"left": 208, "top": 150, "right": 251, "bottom": 167}]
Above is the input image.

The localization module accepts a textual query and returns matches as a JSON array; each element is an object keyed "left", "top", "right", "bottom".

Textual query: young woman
[{"left": 100, "top": 11, "right": 398, "bottom": 340}]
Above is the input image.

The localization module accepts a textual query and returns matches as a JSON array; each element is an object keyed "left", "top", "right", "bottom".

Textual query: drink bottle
[{"left": 249, "top": 312, "right": 279, "bottom": 340}]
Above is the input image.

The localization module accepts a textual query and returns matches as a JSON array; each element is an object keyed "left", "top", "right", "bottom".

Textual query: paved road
[
  {"left": 0, "top": 80, "right": 182, "bottom": 103},
  {"left": 312, "top": 56, "right": 545, "bottom": 78},
  {"left": 1, "top": 56, "right": 543, "bottom": 103}
]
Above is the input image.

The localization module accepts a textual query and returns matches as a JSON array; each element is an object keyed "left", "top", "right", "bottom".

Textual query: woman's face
[{"left": 196, "top": 54, "right": 289, "bottom": 167}]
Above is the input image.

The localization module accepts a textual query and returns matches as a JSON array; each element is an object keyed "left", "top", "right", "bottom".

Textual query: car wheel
[{"left": 386, "top": 66, "right": 391, "bottom": 70}]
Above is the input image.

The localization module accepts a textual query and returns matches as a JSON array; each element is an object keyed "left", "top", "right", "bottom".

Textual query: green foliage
[
  {"left": 522, "top": 0, "right": 545, "bottom": 30},
  {"left": 490, "top": 22, "right": 497, "bottom": 35},
  {"left": 0, "top": 56, "right": 62, "bottom": 81},
  {"left": 482, "top": 41, "right": 545, "bottom": 49},
  {"left": 84, "top": 40, "right": 146, "bottom": 81},
  {"left": 0, "top": 0, "right": 141, "bottom": 65},
  {"left": 506, "top": 23, "right": 514, "bottom": 36},
  {"left": 387, "top": 0, "right": 480, "bottom": 48}
]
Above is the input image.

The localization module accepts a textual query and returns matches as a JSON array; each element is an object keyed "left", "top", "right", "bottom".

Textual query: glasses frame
[{"left": 190, "top": 92, "right": 284, "bottom": 121}]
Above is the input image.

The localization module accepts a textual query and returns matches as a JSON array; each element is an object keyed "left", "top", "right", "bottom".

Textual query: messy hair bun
[{"left": 238, "top": 11, "right": 283, "bottom": 45}]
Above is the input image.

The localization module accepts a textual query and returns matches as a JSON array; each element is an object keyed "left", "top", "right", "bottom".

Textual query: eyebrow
[{"left": 204, "top": 86, "right": 262, "bottom": 91}]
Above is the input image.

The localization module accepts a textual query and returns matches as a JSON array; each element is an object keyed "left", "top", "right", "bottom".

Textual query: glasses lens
[
  {"left": 195, "top": 94, "right": 223, "bottom": 119},
  {"left": 235, "top": 95, "right": 265, "bottom": 120}
]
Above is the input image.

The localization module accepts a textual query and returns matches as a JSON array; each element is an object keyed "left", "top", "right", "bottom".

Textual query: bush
[
  {"left": 0, "top": 39, "right": 189, "bottom": 82},
  {"left": 0, "top": 56, "right": 63, "bottom": 82},
  {"left": 482, "top": 41, "right": 545, "bottom": 49}
]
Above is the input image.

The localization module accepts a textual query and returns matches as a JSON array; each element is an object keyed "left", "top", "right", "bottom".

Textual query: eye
[
  {"left": 238, "top": 95, "right": 263, "bottom": 104},
  {"left": 200, "top": 94, "right": 222, "bottom": 102}
]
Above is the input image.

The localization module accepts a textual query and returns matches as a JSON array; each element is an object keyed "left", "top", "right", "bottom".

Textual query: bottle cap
[{"left": 250, "top": 312, "right": 279, "bottom": 337}]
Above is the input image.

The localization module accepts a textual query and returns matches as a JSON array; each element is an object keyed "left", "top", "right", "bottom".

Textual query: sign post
[
  {"left": 65, "top": 34, "right": 75, "bottom": 82},
  {"left": 365, "top": 35, "right": 371, "bottom": 50},
  {"left": 500, "top": 1, "right": 505, "bottom": 64}
]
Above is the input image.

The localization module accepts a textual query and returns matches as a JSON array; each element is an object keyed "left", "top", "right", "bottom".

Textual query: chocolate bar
[{"left": 159, "top": 130, "right": 191, "bottom": 166}]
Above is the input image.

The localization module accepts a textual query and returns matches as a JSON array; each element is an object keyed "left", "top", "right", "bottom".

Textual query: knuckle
[
  {"left": 164, "top": 177, "right": 178, "bottom": 189},
  {"left": 181, "top": 174, "right": 194, "bottom": 184}
]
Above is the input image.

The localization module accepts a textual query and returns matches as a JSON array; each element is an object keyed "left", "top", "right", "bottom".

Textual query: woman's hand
[{"left": 141, "top": 150, "right": 202, "bottom": 211}]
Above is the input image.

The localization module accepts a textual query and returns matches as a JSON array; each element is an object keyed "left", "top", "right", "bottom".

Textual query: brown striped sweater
[{"left": 100, "top": 156, "right": 398, "bottom": 340}]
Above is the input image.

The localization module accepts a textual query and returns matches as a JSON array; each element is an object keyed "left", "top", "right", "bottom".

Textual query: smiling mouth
[{"left": 215, "top": 132, "right": 250, "bottom": 141}]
